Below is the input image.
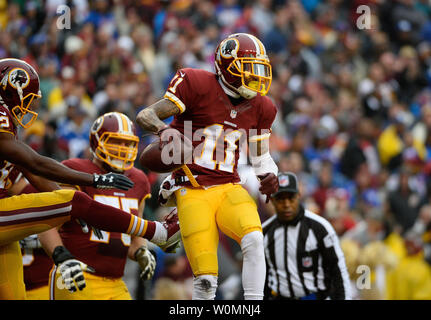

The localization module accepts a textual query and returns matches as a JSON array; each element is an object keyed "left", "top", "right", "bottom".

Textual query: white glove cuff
[
  {"left": 250, "top": 151, "right": 278, "bottom": 177},
  {"left": 159, "top": 174, "right": 180, "bottom": 207}
]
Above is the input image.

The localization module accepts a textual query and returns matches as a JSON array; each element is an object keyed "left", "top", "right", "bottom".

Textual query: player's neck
[
  {"left": 217, "top": 78, "right": 245, "bottom": 106},
  {"left": 227, "top": 94, "right": 245, "bottom": 106},
  {"left": 218, "top": 77, "right": 240, "bottom": 99}
]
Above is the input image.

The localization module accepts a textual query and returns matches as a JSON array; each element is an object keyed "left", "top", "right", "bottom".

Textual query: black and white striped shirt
[{"left": 263, "top": 206, "right": 352, "bottom": 300}]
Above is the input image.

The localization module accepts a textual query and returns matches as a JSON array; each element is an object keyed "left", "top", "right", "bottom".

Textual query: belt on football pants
[{"left": 174, "top": 165, "right": 200, "bottom": 188}]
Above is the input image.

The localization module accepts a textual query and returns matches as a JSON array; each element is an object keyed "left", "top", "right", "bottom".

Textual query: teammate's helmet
[
  {"left": 214, "top": 33, "right": 272, "bottom": 99},
  {"left": 90, "top": 112, "right": 139, "bottom": 172},
  {"left": 0, "top": 58, "right": 41, "bottom": 128}
]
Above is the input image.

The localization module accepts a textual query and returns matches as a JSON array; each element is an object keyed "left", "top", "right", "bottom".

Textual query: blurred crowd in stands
[{"left": 3, "top": 0, "right": 431, "bottom": 299}]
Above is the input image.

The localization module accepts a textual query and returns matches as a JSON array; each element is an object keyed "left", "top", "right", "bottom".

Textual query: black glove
[
  {"left": 258, "top": 173, "right": 279, "bottom": 203},
  {"left": 92, "top": 173, "right": 134, "bottom": 190},
  {"left": 135, "top": 246, "right": 156, "bottom": 281},
  {"left": 52, "top": 246, "right": 95, "bottom": 292}
]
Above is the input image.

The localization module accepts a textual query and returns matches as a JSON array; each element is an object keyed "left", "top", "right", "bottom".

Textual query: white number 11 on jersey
[{"left": 194, "top": 124, "right": 243, "bottom": 173}]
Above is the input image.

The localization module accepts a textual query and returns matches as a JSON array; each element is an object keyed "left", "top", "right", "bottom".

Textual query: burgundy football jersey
[
  {"left": 0, "top": 104, "right": 19, "bottom": 199},
  {"left": 22, "top": 247, "right": 53, "bottom": 290},
  {"left": 58, "top": 159, "right": 151, "bottom": 278},
  {"left": 164, "top": 68, "right": 277, "bottom": 187}
]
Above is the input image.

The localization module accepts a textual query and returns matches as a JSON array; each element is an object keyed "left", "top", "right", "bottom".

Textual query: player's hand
[
  {"left": 52, "top": 246, "right": 95, "bottom": 292},
  {"left": 257, "top": 173, "right": 279, "bottom": 203},
  {"left": 135, "top": 246, "right": 156, "bottom": 281},
  {"left": 19, "top": 234, "right": 42, "bottom": 249},
  {"left": 93, "top": 173, "right": 134, "bottom": 190}
]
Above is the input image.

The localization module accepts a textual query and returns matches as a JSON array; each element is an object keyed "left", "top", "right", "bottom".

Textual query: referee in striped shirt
[{"left": 263, "top": 172, "right": 352, "bottom": 300}]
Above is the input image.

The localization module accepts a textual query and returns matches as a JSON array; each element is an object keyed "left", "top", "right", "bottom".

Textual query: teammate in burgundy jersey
[
  {"left": 136, "top": 33, "right": 279, "bottom": 300},
  {"left": 38, "top": 112, "right": 158, "bottom": 300},
  {"left": 58, "top": 158, "right": 151, "bottom": 279},
  {"left": 0, "top": 58, "right": 179, "bottom": 299}
]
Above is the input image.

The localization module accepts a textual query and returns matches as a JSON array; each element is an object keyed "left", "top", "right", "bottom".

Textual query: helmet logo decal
[
  {"left": 220, "top": 38, "right": 239, "bottom": 59},
  {"left": 8, "top": 68, "right": 30, "bottom": 90},
  {"left": 91, "top": 116, "right": 103, "bottom": 133}
]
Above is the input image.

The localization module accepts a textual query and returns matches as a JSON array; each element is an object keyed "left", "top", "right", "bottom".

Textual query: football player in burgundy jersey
[
  {"left": 0, "top": 58, "right": 179, "bottom": 299},
  {"left": 136, "top": 33, "right": 279, "bottom": 300},
  {"left": 37, "top": 112, "right": 158, "bottom": 300}
]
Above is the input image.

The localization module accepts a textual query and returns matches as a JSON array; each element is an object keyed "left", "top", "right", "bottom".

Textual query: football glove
[
  {"left": 158, "top": 174, "right": 180, "bottom": 207},
  {"left": 158, "top": 208, "right": 181, "bottom": 253},
  {"left": 135, "top": 246, "right": 156, "bottom": 281},
  {"left": 19, "top": 234, "right": 42, "bottom": 249},
  {"left": 52, "top": 246, "right": 95, "bottom": 293},
  {"left": 257, "top": 173, "right": 279, "bottom": 203},
  {"left": 93, "top": 173, "right": 134, "bottom": 190}
]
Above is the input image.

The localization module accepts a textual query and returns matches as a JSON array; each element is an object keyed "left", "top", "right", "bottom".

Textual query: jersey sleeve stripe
[
  {"left": 249, "top": 133, "right": 271, "bottom": 142},
  {"left": 126, "top": 215, "right": 136, "bottom": 234},
  {"left": 134, "top": 217, "right": 142, "bottom": 236},
  {"left": 136, "top": 217, "right": 145, "bottom": 236},
  {"left": 164, "top": 92, "right": 186, "bottom": 113}
]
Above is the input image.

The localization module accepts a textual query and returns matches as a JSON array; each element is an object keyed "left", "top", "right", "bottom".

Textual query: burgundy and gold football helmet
[
  {"left": 214, "top": 33, "right": 272, "bottom": 99},
  {"left": 0, "top": 58, "right": 41, "bottom": 128},
  {"left": 90, "top": 112, "right": 139, "bottom": 172}
]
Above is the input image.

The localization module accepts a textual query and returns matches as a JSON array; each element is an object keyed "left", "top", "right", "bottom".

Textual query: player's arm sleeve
[
  {"left": 249, "top": 100, "right": 278, "bottom": 175},
  {"left": 249, "top": 100, "right": 277, "bottom": 143},
  {"left": 128, "top": 171, "right": 151, "bottom": 260},
  {"left": 163, "top": 69, "right": 195, "bottom": 114}
]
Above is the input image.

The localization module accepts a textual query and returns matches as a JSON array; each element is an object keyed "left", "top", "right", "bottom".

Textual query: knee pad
[{"left": 192, "top": 275, "right": 218, "bottom": 300}]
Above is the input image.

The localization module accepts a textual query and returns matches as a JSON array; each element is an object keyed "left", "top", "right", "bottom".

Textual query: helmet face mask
[
  {"left": 215, "top": 33, "right": 272, "bottom": 99},
  {"left": 90, "top": 112, "right": 139, "bottom": 172},
  {"left": 228, "top": 57, "right": 272, "bottom": 96},
  {"left": 11, "top": 91, "right": 41, "bottom": 128},
  {"left": 0, "top": 59, "right": 41, "bottom": 128}
]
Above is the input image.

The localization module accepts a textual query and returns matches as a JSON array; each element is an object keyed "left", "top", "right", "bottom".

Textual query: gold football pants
[
  {"left": 175, "top": 183, "right": 262, "bottom": 276},
  {"left": 0, "top": 241, "right": 26, "bottom": 299},
  {"left": 25, "top": 285, "right": 49, "bottom": 300},
  {"left": 0, "top": 190, "right": 75, "bottom": 246},
  {"left": 49, "top": 270, "right": 132, "bottom": 300},
  {"left": 0, "top": 190, "right": 75, "bottom": 300}
]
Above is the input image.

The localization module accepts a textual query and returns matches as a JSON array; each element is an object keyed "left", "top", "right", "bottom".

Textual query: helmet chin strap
[
  {"left": 217, "top": 77, "right": 240, "bottom": 98},
  {"left": 217, "top": 73, "right": 257, "bottom": 100}
]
